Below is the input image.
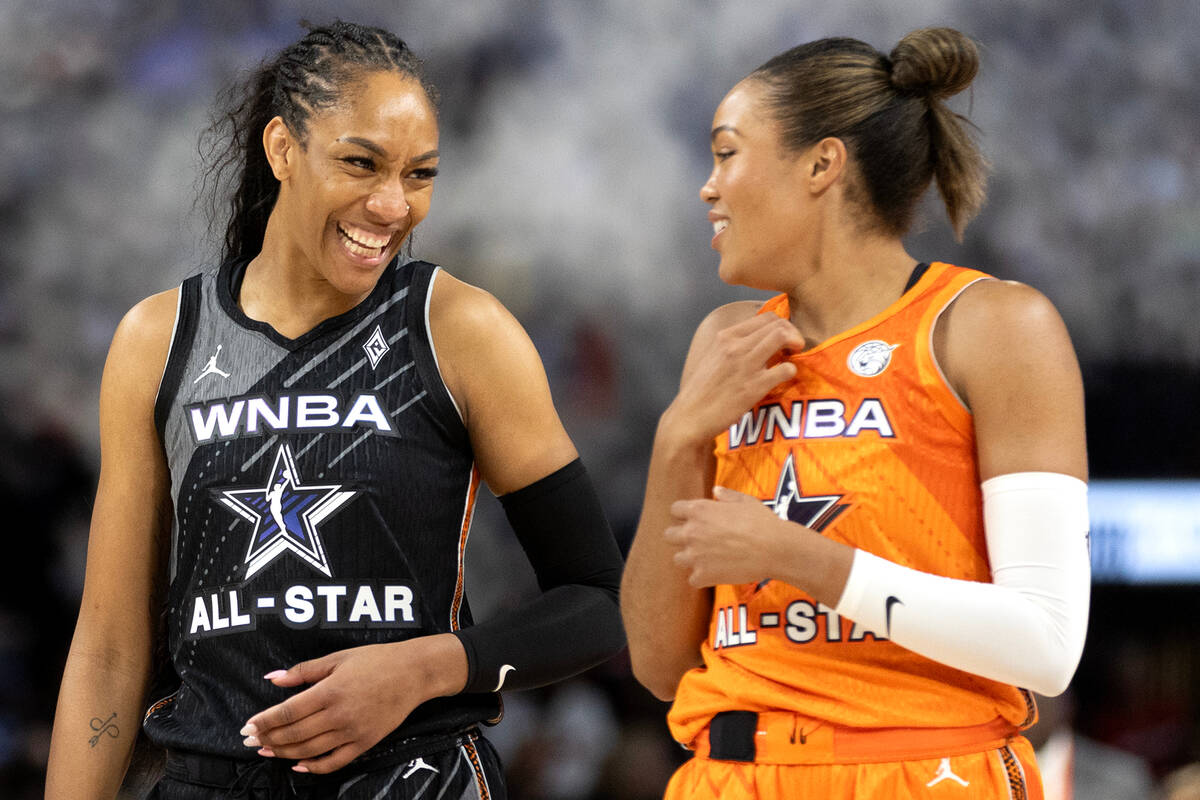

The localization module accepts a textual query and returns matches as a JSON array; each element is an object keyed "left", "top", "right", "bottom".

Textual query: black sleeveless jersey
[{"left": 145, "top": 257, "right": 499, "bottom": 760}]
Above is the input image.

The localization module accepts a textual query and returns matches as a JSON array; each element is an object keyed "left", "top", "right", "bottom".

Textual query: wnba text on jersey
[
  {"left": 187, "top": 391, "right": 397, "bottom": 444},
  {"left": 727, "top": 398, "right": 895, "bottom": 449}
]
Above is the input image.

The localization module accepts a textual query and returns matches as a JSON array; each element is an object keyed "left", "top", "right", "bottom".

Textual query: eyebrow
[
  {"left": 336, "top": 136, "right": 440, "bottom": 163},
  {"left": 711, "top": 124, "right": 740, "bottom": 142}
]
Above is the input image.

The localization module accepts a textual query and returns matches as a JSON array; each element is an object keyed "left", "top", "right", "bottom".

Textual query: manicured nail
[
  {"left": 239, "top": 723, "right": 257, "bottom": 737},
  {"left": 292, "top": 764, "right": 309, "bottom": 773},
  {"left": 263, "top": 670, "right": 287, "bottom": 680},
  {"left": 243, "top": 735, "right": 260, "bottom": 747},
  {"left": 258, "top": 748, "right": 275, "bottom": 758}
]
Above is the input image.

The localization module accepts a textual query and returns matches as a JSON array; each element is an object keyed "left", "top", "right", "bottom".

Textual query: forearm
[
  {"left": 455, "top": 584, "right": 622, "bottom": 692},
  {"left": 393, "top": 632, "right": 470, "bottom": 698},
  {"left": 835, "top": 473, "right": 1090, "bottom": 695},
  {"left": 455, "top": 459, "right": 625, "bottom": 693},
  {"left": 46, "top": 645, "right": 153, "bottom": 800},
  {"left": 621, "top": 410, "right": 714, "bottom": 699}
]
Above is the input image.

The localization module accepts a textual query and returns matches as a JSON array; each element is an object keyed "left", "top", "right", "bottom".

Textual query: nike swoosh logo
[
  {"left": 885, "top": 595, "right": 904, "bottom": 639},
  {"left": 492, "top": 664, "right": 516, "bottom": 692}
]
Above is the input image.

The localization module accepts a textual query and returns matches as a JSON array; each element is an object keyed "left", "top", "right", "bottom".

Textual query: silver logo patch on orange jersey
[{"left": 847, "top": 340, "right": 899, "bottom": 377}]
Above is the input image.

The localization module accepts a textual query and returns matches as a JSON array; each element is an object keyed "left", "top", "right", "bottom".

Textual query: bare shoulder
[
  {"left": 115, "top": 288, "right": 179, "bottom": 344},
  {"left": 95, "top": 288, "right": 180, "bottom": 475},
  {"left": 426, "top": 270, "right": 534, "bottom": 374},
  {"left": 427, "top": 269, "right": 519, "bottom": 340},
  {"left": 936, "top": 278, "right": 1086, "bottom": 471},
  {"left": 105, "top": 288, "right": 180, "bottom": 398},
  {"left": 427, "top": 269, "right": 550, "bottom": 428},
  {"left": 939, "top": 279, "right": 1077, "bottom": 385},
  {"left": 939, "top": 279, "right": 1086, "bottom": 478},
  {"left": 944, "top": 278, "right": 1067, "bottom": 335},
  {"left": 101, "top": 288, "right": 180, "bottom": 424}
]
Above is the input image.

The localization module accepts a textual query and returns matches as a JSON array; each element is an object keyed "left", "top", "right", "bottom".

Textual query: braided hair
[{"left": 202, "top": 20, "right": 439, "bottom": 263}]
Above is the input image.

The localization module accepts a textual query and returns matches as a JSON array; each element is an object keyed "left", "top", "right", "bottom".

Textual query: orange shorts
[{"left": 665, "top": 712, "right": 1043, "bottom": 800}]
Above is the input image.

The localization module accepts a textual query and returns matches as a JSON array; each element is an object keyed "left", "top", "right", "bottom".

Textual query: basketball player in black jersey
[{"left": 47, "top": 21, "right": 625, "bottom": 799}]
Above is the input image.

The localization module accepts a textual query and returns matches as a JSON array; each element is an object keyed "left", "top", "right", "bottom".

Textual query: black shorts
[{"left": 147, "top": 730, "right": 505, "bottom": 800}]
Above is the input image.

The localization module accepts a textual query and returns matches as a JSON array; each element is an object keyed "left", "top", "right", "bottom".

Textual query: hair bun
[{"left": 888, "top": 27, "right": 979, "bottom": 100}]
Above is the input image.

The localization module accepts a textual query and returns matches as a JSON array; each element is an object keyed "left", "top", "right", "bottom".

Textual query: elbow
[
  {"left": 596, "top": 591, "right": 628, "bottom": 660},
  {"left": 1017, "top": 625, "right": 1087, "bottom": 698},
  {"left": 626, "top": 645, "right": 691, "bottom": 702},
  {"left": 629, "top": 661, "right": 679, "bottom": 702},
  {"left": 1022, "top": 648, "right": 1083, "bottom": 697},
  {"left": 1000, "top": 578, "right": 1090, "bottom": 697},
  {"left": 646, "top": 683, "right": 678, "bottom": 703},
  {"left": 1024, "top": 664, "right": 1074, "bottom": 698}
]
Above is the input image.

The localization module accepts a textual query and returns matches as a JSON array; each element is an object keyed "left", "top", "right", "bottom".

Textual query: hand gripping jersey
[
  {"left": 146, "top": 258, "right": 498, "bottom": 760},
  {"left": 668, "top": 262, "right": 1037, "bottom": 749}
]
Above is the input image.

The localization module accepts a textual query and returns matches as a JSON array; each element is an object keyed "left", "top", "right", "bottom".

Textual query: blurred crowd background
[{"left": 2, "top": 0, "right": 1199, "bottom": 797}]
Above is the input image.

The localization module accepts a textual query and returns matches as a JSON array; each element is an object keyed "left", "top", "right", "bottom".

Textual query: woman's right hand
[
  {"left": 664, "top": 311, "right": 805, "bottom": 445},
  {"left": 621, "top": 303, "right": 804, "bottom": 700},
  {"left": 242, "top": 634, "right": 468, "bottom": 774}
]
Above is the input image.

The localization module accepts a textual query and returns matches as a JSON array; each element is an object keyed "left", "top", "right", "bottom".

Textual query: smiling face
[
  {"left": 701, "top": 80, "right": 822, "bottom": 290},
  {"left": 264, "top": 70, "right": 440, "bottom": 298}
]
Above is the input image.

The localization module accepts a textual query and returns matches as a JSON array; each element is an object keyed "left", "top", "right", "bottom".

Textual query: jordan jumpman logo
[{"left": 193, "top": 344, "right": 231, "bottom": 383}]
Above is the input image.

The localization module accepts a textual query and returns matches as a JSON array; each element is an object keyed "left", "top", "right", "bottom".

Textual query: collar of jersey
[
  {"left": 757, "top": 261, "right": 943, "bottom": 356},
  {"left": 217, "top": 256, "right": 403, "bottom": 351}
]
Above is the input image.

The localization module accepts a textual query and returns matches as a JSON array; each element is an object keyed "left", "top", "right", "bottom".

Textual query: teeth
[
  {"left": 339, "top": 224, "right": 390, "bottom": 250},
  {"left": 342, "top": 236, "right": 382, "bottom": 258},
  {"left": 713, "top": 220, "right": 729, "bottom": 235}
]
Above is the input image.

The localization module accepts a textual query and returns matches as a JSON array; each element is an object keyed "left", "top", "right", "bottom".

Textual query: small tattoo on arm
[{"left": 89, "top": 712, "right": 120, "bottom": 747}]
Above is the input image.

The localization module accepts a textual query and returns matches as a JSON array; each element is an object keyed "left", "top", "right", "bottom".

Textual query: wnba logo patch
[
  {"left": 363, "top": 324, "right": 390, "bottom": 369},
  {"left": 847, "top": 340, "right": 898, "bottom": 377}
]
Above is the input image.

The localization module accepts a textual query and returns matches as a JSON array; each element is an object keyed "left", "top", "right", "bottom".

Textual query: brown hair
[{"left": 748, "top": 27, "right": 988, "bottom": 240}]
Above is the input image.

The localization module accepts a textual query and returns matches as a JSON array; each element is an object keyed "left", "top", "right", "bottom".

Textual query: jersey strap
[{"left": 154, "top": 273, "right": 203, "bottom": 436}]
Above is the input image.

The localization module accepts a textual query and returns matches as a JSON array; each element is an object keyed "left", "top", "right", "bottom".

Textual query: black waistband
[
  {"left": 707, "top": 710, "right": 759, "bottom": 762},
  {"left": 165, "top": 727, "right": 479, "bottom": 791}
]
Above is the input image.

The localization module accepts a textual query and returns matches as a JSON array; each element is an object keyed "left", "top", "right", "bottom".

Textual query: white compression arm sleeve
[{"left": 834, "top": 472, "right": 1090, "bottom": 696}]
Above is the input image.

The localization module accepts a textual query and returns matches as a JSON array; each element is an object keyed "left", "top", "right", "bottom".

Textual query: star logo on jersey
[
  {"left": 765, "top": 452, "right": 848, "bottom": 532},
  {"left": 754, "top": 453, "right": 848, "bottom": 591},
  {"left": 363, "top": 325, "right": 390, "bottom": 369},
  {"left": 217, "top": 444, "right": 357, "bottom": 579}
]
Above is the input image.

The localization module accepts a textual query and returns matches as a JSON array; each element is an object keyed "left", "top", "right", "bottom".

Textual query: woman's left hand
[
  {"left": 665, "top": 487, "right": 790, "bottom": 587},
  {"left": 240, "top": 634, "right": 467, "bottom": 774}
]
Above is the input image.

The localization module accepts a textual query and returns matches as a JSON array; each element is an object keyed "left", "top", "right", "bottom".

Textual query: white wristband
[{"left": 835, "top": 472, "right": 1090, "bottom": 695}]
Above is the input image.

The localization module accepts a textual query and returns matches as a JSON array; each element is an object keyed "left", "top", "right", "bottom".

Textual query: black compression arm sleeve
[{"left": 452, "top": 459, "right": 626, "bottom": 693}]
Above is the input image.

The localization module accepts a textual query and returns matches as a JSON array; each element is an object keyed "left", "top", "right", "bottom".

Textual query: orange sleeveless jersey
[{"left": 668, "top": 262, "right": 1037, "bottom": 748}]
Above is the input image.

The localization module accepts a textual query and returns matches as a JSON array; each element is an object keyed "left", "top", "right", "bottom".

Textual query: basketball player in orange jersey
[{"left": 622, "top": 27, "right": 1090, "bottom": 799}]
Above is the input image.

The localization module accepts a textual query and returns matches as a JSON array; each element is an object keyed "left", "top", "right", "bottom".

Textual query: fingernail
[
  {"left": 292, "top": 764, "right": 309, "bottom": 773},
  {"left": 258, "top": 748, "right": 275, "bottom": 758},
  {"left": 243, "top": 735, "right": 260, "bottom": 747},
  {"left": 263, "top": 670, "right": 287, "bottom": 680},
  {"left": 239, "top": 723, "right": 257, "bottom": 737}
]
